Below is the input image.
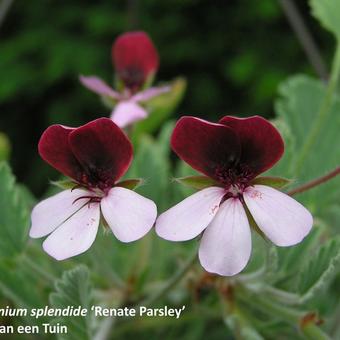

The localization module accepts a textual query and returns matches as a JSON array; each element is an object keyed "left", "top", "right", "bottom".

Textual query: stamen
[
  {"left": 214, "top": 163, "right": 254, "bottom": 192},
  {"left": 72, "top": 195, "right": 101, "bottom": 206},
  {"left": 79, "top": 168, "right": 114, "bottom": 194}
]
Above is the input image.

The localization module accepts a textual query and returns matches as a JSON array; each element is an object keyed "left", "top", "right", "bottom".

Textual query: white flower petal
[
  {"left": 198, "top": 198, "right": 252, "bottom": 276},
  {"left": 243, "top": 185, "right": 313, "bottom": 246},
  {"left": 101, "top": 187, "right": 156, "bottom": 242},
  {"left": 42, "top": 203, "right": 100, "bottom": 260},
  {"left": 79, "top": 75, "right": 120, "bottom": 99},
  {"left": 155, "top": 187, "right": 225, "bottom": 241},
  {"left": 110, "top": 101, "right": 148, "bottom": 128},
  {"left": 130, "top": 86, "right": 171, "bottom": 102},
  {"left": 30, "top": 189, "right": 90, "bottom": 238}
]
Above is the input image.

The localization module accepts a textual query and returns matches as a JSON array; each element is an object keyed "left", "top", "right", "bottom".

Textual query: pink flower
[
  {"left": 156, "top": 116, "right": 313, "bottom": 276},
  {"left": 29, "top": 118, "right": 157, "bottom": 260},
  {"left": 113, "top": 31, "right": 159, "bottom": 91},
  {"left": 80, "top": 31, "right": 169, "bottom": 128}
]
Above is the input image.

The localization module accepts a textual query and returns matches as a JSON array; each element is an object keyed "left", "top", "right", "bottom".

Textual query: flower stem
[
  {"left": 287, "top": 166, "right": 340, "bottom": 196},
  {"left": 0, "top": 0, "right": 14, "bottom": 28},
  {"left": 278, "top": 0, "right": 328, "bottom": 80},
  {"left": 294, "top": 42, "right": 340, "bottom": 176},
  {"left": 238, "top": 289, "right": 330, "bottom": 339},
  {"left": 95, "top": 252, "right": 197, "bottom": 340},
  {"left": 138, "top": 251, "right": 197, "bottom": 308},
  {"left": 263, "top": 285, "right": 300, "bottom": 305},
  {"left": 303, "top": 323, "right": 331, "bottom": 340},
  {"left": 21, "top": 256, "right": 55, "bottom": 283}
]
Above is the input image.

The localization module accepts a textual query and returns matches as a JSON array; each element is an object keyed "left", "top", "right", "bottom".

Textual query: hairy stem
[
  {"left": 288, "top": 166, "right": 340, "bottom": 196},
  {"left": 138, "top": 251, "right": 197, "bottom": 307},
  {"left": 295, "top": 43, "right": 340, "bottom": 175},
  {"left": 95, "top": 252, "right": 197, "bottom": 340},
  {"left": 0, "top": 0, "right": 14, "bottom": 29},
  {"left": 20, "top": 256, "right": 55, "bottom": 283},
  {"left": 238, "top": 288, "right": 330, "bottom": 339},
  {"left": 278, "top": 0, "right": 328, "bottom": 80}
]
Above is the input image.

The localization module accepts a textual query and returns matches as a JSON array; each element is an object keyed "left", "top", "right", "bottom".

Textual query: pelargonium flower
[
  {"left": 29, "top": 118, "right": 157, "bottom": 260},
  {"left": 156, "top": 116, "right": 313, "bottom": 276},
  {"left": 80, "top": 31, "right": 170, "bottom": 128}
]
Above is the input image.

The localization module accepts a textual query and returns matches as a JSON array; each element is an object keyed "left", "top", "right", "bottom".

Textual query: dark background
[{"left": 0, "top": 0, "right": 332, "bottom": 196}]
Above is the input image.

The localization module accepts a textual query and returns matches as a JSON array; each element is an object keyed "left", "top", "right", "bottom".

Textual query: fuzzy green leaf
[
  {"left": 49, "top": 265, "right": 94, "bottom": 340},
  {"left": 310, "top": 0, "right": 340, "bottom": 38},
  {"left": 116, "top": 178, "right": 144, "bottom": 190},
  {"left": 0, "top": 162, "right": 30, "bottom": 258},
  {"left": 250, "top": 176, "right": 292, "bottom": 189},
  {"left": 0, "top": 132, "right": 11, "bottom": 161},
  {"left": 274, "top": 75, "right": 340, "bottom": 217},
  {"left": 297, "top": 237, "right": 340, "bottom": 303},
  {"left": 264, "top": 246, "right": 279, "bottom": 283},
  {"left": 0, "top": 260, "right": 45, "bottom": 320},
  {"left": 125, "top": 122, "right": 173, "bottom": 211},
  {"left": 174, "top": 175, "right": 220, "bottom": 190}
]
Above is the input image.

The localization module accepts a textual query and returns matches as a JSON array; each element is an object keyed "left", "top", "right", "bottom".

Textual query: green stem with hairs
[
  {"left": 237, "top": 286, "right": 330, "bottom": 340},
  {"left": 138, "top": 251, "right": 197, "bottom": 308},
  {"left": 96, "top": 251, "right": 197, "bottom": 340}
]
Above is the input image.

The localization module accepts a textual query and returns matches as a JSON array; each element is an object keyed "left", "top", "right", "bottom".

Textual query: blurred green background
[{"left": 0, "top": 0, "right": 332, "bottom": 197}]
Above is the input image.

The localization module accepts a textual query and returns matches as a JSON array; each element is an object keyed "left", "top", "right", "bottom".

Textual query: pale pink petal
[
  {"left": 243, "top": 185, "right": 313, "bottom": 246},
  {"left": 199, "top": 198, "right": 252, "bottom": 276},
  {"left": 155, "top": 187, "right": 225, "bottom": 241},
  {"left": 79, "top": 75, "right": 121, "bottom": 99},
  {"left": 110, "top": 101, "right": 148, "bottom": 128},
  {"left": 30, "top": 189, "right": 90, "bottom": 238},
  {"left": 101, "top": 187, "right": 156, "bottom": 242},
  {"left": 130, "top": 85, "right": 171, "bottom": 102},
  {"left": 42, "top": 203, "right": 100, "bottom": 260}
]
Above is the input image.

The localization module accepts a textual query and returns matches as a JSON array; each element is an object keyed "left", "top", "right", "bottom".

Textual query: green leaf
[
  {"left": 0, "top": 260, "right": 45, "bottom": 318},
  {"left": 170, "top": 161, "right": 201, "bottom": 204},
  {"left": 0, "top": 162, "right": 30, "bottom": 258},
  {"left": 274, "top": 75, "right": 340, "bottom": 217},
  {"left": 310, "top": 0, "right": 340, "bottom": 38},
  {"left": 132, "top": 77, "right": 186, "bottom": 138},
  {"left": 51, "top": 178, "right": 78, "bottom": 190},
  {"left": 0, "top": 132, "right": 11, "bottom": 161},
  {"left": 50, "top": 265, "right": 95, "bottom": 340},
  {"left": 125, "top": 122, "right": 173, "bottom": 211},
  {"left": 116, "top": 178, "right": 144, "bottom": 190},
  {"left": 250, "top": 176, "right": 292, "bottom": 189},
  {"left": 276, "top": 226, "right": 323, "bottom": 283},
  {"left": 174, "top": 175, "right": 220, "bottom": 190},
  {"left": 297, "top": 237, "right": 340, "bottom": 303},
  {"left": 264, "top": 246, "right": 279, "bottom": 283}
]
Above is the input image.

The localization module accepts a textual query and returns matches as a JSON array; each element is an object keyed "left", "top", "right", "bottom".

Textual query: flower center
[
  {"left": 79, "top": 167, "right": 115, "bottom": 195},
  {"left": 214, "top": 163, "right": 253, "bottom": 194},
  {"left": 119, "top": 66, "right": 145, "bottom": 92}
]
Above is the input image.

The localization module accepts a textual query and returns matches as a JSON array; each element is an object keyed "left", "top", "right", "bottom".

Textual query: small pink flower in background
[
  {"left": 80, "top": 31, "right": 170, "bottom": 128},
  {"left": 29, "top": 118, "right": 157, "bottom": 260},
  {"left": 156, "top": 116, "right": 313, "bottom": 276},
  {"left": 113, "top": 31, "right": 159, "bottom": 91}
]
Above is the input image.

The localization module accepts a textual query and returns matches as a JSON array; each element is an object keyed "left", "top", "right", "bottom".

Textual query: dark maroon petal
[
  {"left": 69, "top": 118, "right": 133, "bottom": 187},
  {"left": 171, "top": 116, "right": 241, "bottom": 181},
  {"left": 112, "top": 31, "right": 159, "bottom": 90},
  {"left": 219, "top": 116, "right": 284, "bottom": 176},
  {"left": 38, "top": 125, "right": 83, "bottom": 181}
]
